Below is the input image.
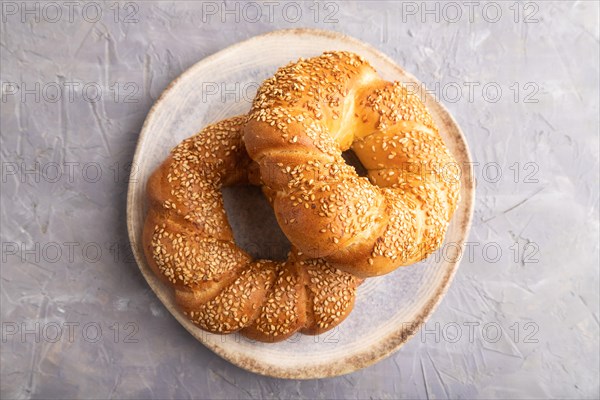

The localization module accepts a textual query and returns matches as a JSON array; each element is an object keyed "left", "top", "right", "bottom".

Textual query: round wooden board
[{"left": 127, "top": 28, "right": 475, "bottom": 379}]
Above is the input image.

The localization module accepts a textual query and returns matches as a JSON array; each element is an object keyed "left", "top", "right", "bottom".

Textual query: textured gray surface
[{"left": 0, "top": 1, "right": 598, "bottom": 399}]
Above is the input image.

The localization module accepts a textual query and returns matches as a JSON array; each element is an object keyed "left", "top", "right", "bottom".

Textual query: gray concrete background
[{"left": 1, "top": 1, "right": 598, "bottom": 399}]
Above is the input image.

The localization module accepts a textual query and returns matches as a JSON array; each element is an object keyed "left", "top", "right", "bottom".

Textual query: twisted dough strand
[
  {"left": 142, "top": 117, "right": 360, "bottom": 342},
  {"left": 244, "top": 52, "right": 460, "bottom": 277}
]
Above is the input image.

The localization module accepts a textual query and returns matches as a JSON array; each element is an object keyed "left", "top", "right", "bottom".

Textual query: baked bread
[
  {"left": 244, "top": 51, "right": 460, "bottom": 278},
  {"left": 142, "top": 116, "right": 360, "bottom": 342}
]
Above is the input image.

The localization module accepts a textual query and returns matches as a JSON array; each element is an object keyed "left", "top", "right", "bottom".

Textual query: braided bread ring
[
  {"left": 244, "top": 51, "right": 461, "bottom": 278},
  {"left": 142, "top": 116, "right": 360, "bottom": 342}
]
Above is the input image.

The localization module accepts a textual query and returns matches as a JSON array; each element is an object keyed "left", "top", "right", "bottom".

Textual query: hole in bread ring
[
  {"left": 222, "top": 185, "right": 290, "bottom": 261},
  {"left": 243, "top": 51, "right": 461, "bottom": 278},
  {"left": 142, "top": 116, "right": 361, "bottom": 343},
  {"left": 342, "top": 149, "right": 368, "bottom": 178}
]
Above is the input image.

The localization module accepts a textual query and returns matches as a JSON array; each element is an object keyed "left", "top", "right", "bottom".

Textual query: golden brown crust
[
  {"left": 243, "top": 51, "right": 460, "bottom": 277},
  {"left": 142, "top": 116, "right": 360, "bottom": 343}
]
